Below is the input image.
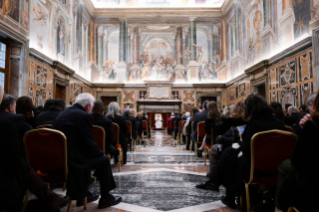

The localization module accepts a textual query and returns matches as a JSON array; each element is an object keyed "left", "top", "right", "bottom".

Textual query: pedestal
[
  {"left": 278, "top": 7, "right": 295, "bottom": 47},
  {"left": 174, "top": 64, "right": 186, "bottom": 82},
  {"left": 186, "top": 61, "right": 200, "bottom": 82},
  {"left": 261, "top": 24, "right": 275, "bottom": 59},
  {"left": 116, "top": 61, "right": 127, "bottom": 83}
]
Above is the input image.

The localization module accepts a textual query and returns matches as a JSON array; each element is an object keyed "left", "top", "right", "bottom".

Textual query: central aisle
[{"left": 58, "top": 130, "right": 236, "bottom": 212}]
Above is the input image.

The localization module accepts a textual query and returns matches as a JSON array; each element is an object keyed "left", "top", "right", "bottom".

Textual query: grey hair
[
  {"left": 288, "top": 106, "right": 298, "bottom": 114},
  {"left": 305, "top": 93, "right": 317, "bottom": 107},
  {"left": 123, "top": 108, "right": 130, "bottom": 117},
  {"left": 74, "top": 93, "right": 95, "bottom": 108},
  {"left": 107, "top": 101, "right": 121, "bottom": 119}
]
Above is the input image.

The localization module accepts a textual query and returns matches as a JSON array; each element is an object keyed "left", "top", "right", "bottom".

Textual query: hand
[
  {"left": 299, "top": 114, "right": 311, "bottom": 129},
  {"left": 239, "top": 132, "right": 243, "bottom": 142}
]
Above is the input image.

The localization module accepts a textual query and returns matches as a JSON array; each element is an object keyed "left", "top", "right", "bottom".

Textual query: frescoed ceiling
[{"left": 90, "top": 0, "right": 226, "bottom": 8}]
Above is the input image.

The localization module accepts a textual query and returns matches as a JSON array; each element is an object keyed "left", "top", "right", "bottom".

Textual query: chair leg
[
  {"left": 67, "top": 200, "right": 72, "bottom": 212},
  {"left": 83, "top": 196, "right": 87, "bottom": 210},
  {"left": 21, "top": 190, "right": 30, "bottom": 212},
  {"left": 245, "top": 183, "right": 251, "bottom": 212}
]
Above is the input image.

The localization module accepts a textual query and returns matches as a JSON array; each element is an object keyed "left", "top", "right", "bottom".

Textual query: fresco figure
[
  {"left": 57, "top": 17, "right": 66, "bottom": 56},
  {"left": 104, "top": 60, "right": 116, "bottom": 80},
  {"left": 183, "top": 46, "right": 194, "bottom": 64},
  {"left": 32, "top": 3, "right": 48, "bottom": 27},
  {"left": 193, "top": 44, "right": 203, "bottom": 64}
]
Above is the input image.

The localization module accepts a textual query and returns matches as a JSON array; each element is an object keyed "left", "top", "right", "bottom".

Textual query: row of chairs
[
  {"left": 172, "top": 120, "right": 187, "bottom": 145},
  {"left": 127, "top": 120, "right": 149, "bottom": 151}
]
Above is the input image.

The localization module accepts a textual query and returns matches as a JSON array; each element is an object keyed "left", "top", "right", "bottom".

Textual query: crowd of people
[
  {"left": 0, "top": 87, "right": 151, "bottom": 212},
  {"left": 169, "top": 93, "right": 319, "bottom": 211}
]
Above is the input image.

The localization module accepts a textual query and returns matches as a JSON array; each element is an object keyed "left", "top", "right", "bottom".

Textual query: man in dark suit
[
  {"left": 91, "top": 100, "right": 116, "bottom": 157},
  {"left": 123, "top": 108, "right": 138, "bottom": 140},
  {"left": 172, "top": 113, "right": 181, "bottom": 140},
  {"left": 191, "top": 100, "right": 209, "bottom": 144},
  {"left": 0, "top": 93, "right": 33, "bottom": 159},
  {"left": 35, "top": 99, "right": 66, "bottom": 127},
  {"left": 53, "top": 93, "right": 121, "bottom": 209}
]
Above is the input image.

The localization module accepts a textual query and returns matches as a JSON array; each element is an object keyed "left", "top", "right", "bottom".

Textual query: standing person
[
  {"left": 91, "top": 100, "right": 116, "bottom": 157},
  {"left": 53, "top": 93, "right": 121, "bottom": 209},
  {"left": 106, "top": 102, "right": 128, "bottom": 164}
]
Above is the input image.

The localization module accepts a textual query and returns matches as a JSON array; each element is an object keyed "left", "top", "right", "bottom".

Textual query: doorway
[
  {"left": 257, "top": 84, "right": 266, "bottom": 99},
  {"left": 55, "top": 84, "right": 66, "bottom": 101},
  {"left": 101, "top": 96, "right": 117, "bottom": 108},
  {"left": 147, "top": 112, "right": 170, "bottom": 129},
  {"left": 200, "top": 96, "right": 217, "bottom": 108}
]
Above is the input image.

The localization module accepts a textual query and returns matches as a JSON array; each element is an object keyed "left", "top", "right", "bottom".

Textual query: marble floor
[{"left": 56, "top": 130, "right": 240, "bottom": 212}]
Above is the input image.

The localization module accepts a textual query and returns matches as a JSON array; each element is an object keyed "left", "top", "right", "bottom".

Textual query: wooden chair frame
[
  {"left": 287, "top": 207, "right": 300, "bottom": 212},
  {"left": 245, "top": 130, "right": 298, "bottom": 212},
  {"left": 112, "top": 123, "right": 123, "bottom": 172},
  {"left": 36, "top": 124, "right": 53, "bottom": 129},
  {"left": 93, "top": 125, "right": 106, "bottom": 152},
  {"left": 195, "top": 121, "right": 205, "bottom": 159},
  {"left": 22, "top": 128, "right": 87, "bottom": 212}
]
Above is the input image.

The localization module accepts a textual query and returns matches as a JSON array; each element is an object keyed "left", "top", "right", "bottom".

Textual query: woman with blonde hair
[{"left": 220, "top": 101, "right": 247, "bottom": 135}]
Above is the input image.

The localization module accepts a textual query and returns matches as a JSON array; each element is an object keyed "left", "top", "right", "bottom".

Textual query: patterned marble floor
[{"left": 56, "top": 130, "right": 240, "bottom": 212}]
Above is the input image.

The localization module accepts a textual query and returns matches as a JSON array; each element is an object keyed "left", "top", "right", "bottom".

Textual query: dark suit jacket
[
  {"left": 172, "top": 117, "right": 181, "bottom": 129},
  {"left": 124, "top": 116, "right": 138, "bottom": 140},
  {"left": 136, "top": 117, "right": 143, "bottom": 135},
  {"left": 0, "top": 111, "right": 33, "bottom": 159},
  {"left": 53, "top": 104, "right": 104, "bottom": 199},
  {"left": 285, "top": 113, "right": 299, "bottom": 127},
  {"left": 107, "top": 115, "right": 128, "bottom": 146},
  {"left": 35, "top": 106, "right": 63, "bottom": 127},
  {"left": 91, "top": 113, "right": 114, "bottom": 154},
  {"left": 191, "top": 109, "right": 208, "bottom": 141}
]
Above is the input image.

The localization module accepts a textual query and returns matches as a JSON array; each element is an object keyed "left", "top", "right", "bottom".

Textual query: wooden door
[
  {"left": 101, "top": 96, "right": 117, "bottom": 108},
  {"left": 257, "top": 84, "right": 266, "bottom": 99},
  {"left": 55, "top": 84, "right": 66, "bottom": 101}
]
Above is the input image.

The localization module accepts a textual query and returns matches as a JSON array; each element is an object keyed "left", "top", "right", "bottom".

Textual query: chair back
[
  {"left": 126, "top": 120, "right": 132, "bottom": 139},
  {"left": 142, "top": 120, "right": 148, "bottom": 131},
  {"left": 23, "top": 129, "right": 68, "bottom": 181},
  {"left": 92, "top": 125, "right": 105, "bottom": 152},
  {"left": 112, "top": 122, "right": 120, "bottom": 146},
  {"left": 197, "top": 121, "right": 206, "bottom": 143},
  {"left": 36, "top": 124, "right": 53, "bottom": 129},
  {"left": 249, "top": 130, "right": 298, "bottom": 183},
  {"left": 285, "top": 125, "right": 294, "bottom": 133}
]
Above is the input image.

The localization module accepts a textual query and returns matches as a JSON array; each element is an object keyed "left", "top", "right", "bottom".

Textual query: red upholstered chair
[
  {"left": 126, "top": 120, "right": 135, "bottom": 151},
  {"left": 112, "top": 123, "right": 123, "bottom": 172},
  {"left": 142, "top": 120, "right": 149, "bottom": 140},
  {"left": 22, "top": 128, "right": 86, "bottom": 212},
  {"left": 36, "top": 124, "right": 53, "bottom": 129},
  {"left": 245, "top": 130, "right": 298, "bottom": 212},
  {"left": 204, "top": 126, "right": 216, "bottom": 165},
  {"left": 285, "top": 125, "right": 295, "bottom": 133},
  {"left": 195, "top": 121, "right": 206, "bottom": 159},
  {"left": 92, "top": 125, "right": 105, "bottom": 152}
]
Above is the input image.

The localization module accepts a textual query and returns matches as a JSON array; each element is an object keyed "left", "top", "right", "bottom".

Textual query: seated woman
[
  {"left": 16, "top": 96, "right": 36, "bottom": 128},
  {"left": 106, "top": 102, "right": 128, "bottom": 164},
  {"left": 185, "top": 107, "right": 199, "bottom": 150},
  {"left": 220, "top": 101, "right": 247, "bottom": 135},
  {"left": 196, "top": 94, "right": 286, "bottom": 209},
  {"left": 198, "top": 101, "right": 224, "bottom": 155},
  {"left": 276, "top": 92, "right": 319, "bottom": 211}
]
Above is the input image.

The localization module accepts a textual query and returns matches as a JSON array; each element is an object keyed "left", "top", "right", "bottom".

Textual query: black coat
[
  {"left": 204, "top": 118, "right": 224, "bottom": 144},
  {"left": 285, "top": 113, "right": 299, "bottom": 127},
  {"left": 291, "top": 118, "right": 319, "bottom": 190},
  {"left": 172, "top": 116, "right": 181, "bottom": 129},
  {"left": 35, "top": 106, "right": 63, "bottom": 127},
  {"left": 294, "top": 112, "right": 308, "bottom": 136},
  {"left": 0, "top": 111, "right": 33, "bottom": 159},
  {"left": 242, "top": 109, "right": 286, "bottom": 176},
  {"left": 91, "top": 113, "right": 114, "bottom": 154},
  {"left": 107, "top": 115, "right": 128, "bottom": 146},
  {"left": 220, "top": 117, "right": 247, "bottom": 135},
  {"left": 53, "top": 104, "right": 104, "bottom": 199},
  {"left": 124, "top": 116, "right": 138, "bottom": 139},
  {"left": 191, "top": 110, "right": 208, "bottom": 141}
]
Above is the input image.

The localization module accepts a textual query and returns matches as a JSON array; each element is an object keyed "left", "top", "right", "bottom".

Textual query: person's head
[
  {"left": 16, "top": 96, "right": 34, "bottom": 118},
  {"left": 75, "top": 93, "right": 95, "bottom": 114},
  {"left": 287, "top": 106, "right": 298, "bottom": 115},
  {"left": 123, "top": 108, "right": 130, "bottom": 117},
  {"left": 222, "top": 106, "right": 231, "bottom": 117},
  {"left": 190, "top": 107, "right": 199, "bottom": 121},
  {"left": 185, "top": 112, "right": 190, "bottom": 118},
  {"left": 43, "top": 99, "right": 55, "bottom": 111},
  {"left": 245, "top": 94, "right": 272, "bottom": 119},
  {"left": 270, "top": 102, "right": 285, "bottom": 120},
  {"left": 0, "top": 93, "right": 16, "bottom": 114},
  {"left": 107, "top": 101, "right": 121, "bottom": 118},
  {"left": 130, "top": 109, "right": 136, "bottom": 117},
  {"left": 207, "top": 101, "right": 223, "bottom": 121},
  {"left": 299, "top": 104, "right": 307, "bottom": 114},
  {"left": 54, "top": 99, "right": 66, "bottom": 111},
  {"left": 202, "top": 100, "right": 209, "bottom": 110},
  {"left": 229, "top": 101, "right": 245, "bottom": 119},
  {"left": 93, "top": 100, "right": 104, "bottom": 114},
  {"left": 174, "top": 113, "right": 178, "bottom": 117},
  {"left": 306, "top": 93, "right": 317, "bottom": 114},
  {"left": 284, "top": 103, "right": 292, "bottom": 113},
  {"left": 137, "top": 112, "right": 143, "bottom": 119}
]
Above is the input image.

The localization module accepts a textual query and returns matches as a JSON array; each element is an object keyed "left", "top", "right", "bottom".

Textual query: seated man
[
  {"left": 53, "top": 93, "right": 121, "bottom": 209},
  {"left": 285, "top": 106, "right": 299, "bottom": 127},
  {"left": 0, "top": 93, "right": 33, "bottom": 159},
  {"left": 91, "top": 100, "right": 116, "bottom": 157},
  {"left": 35, "top": 99, "right": 66, "bottom": 127},
  {"left": 191, "top": 100, "right": 209, "bottom": 143}
]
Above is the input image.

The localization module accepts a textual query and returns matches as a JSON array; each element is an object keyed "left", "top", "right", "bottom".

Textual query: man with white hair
[
  {"left": 285, "top": 105, "right": 299, "bottom": 127},
  {"left": 53, "top": 93, "right": 121, "bottom": 209}
]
